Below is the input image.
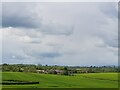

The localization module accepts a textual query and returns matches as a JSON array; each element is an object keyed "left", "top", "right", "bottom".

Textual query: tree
[{"left": 63, "top": 67, "right": 69, "bottom": 75}]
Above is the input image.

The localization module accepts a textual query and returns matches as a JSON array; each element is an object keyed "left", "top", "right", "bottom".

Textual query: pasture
[{"left": 2, "top": 72, "right": 119, "bottom": 88}]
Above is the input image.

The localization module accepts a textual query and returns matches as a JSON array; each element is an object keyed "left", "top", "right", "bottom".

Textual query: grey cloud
[
  {"left": 46, "top": 43, "right": 62, "bottom": 47},
  {"left": 2, "top": 2, "right": 74, "bottom": 36},
  {"left": 29, "top": 40, "right": 42, "bottom": 44},
  {"left": 2, "top": 52, "right": 27, "bottom": 64},
  {"left": 2, "top": 2, "right": 41, "bottom": 28},
  {"left": 25, "top": 38, "right": 42, "bottom": 44},
  {"left": 2, "top": 2, "right": 118, "bottom": 65},
  {"left": 29, "top": 51, "right": 62, "bottom": 59},
  {"left": 40, "top": 52, "right": 62, "bottom": 58},
  {"left": 105, "top": 39, "right": 118, "bottom": 48},
  {"left": 23, "top": 48, "right": 62, "bottom": 59},
  {"left": 2, "top": 14, "right": 40, "bottom": 28},
  {"left": 99, "top": 3, "right": 117, "bottom": 18},
  {"left": 96, "top": 35, "right": 118, "bottom": 48},
  {"left": 0, "top": 3, "right": 1, "bottom": 27},
  {"left": 96, "top": 40, "right": 118, "bottom": 48},
  {"left": 40, "top": 24, "right": 74, "bottom": 36}
]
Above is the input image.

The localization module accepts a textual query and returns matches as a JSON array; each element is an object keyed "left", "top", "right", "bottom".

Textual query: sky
[{"left": 0, "top": 2, "right": 118, "bottom": 66}]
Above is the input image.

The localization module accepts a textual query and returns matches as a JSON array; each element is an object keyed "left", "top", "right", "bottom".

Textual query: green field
[{"left": 2, "top": 72, "right": 119, "bottom": 88}]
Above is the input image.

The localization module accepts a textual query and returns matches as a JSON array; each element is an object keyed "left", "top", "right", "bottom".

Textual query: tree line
[{"left": 1, "top": 64, "right": 119, "bottom": 76}]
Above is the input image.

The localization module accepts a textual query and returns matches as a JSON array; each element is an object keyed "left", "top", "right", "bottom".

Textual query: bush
[{"left": 2, "top": 80, "right": 39, "bottom": 85}]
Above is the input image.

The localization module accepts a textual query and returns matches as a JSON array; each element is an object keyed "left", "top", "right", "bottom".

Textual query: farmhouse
[
  {"left": 36, "top": 70, "right": 45, "bottom": 73},
  {"left": 36, "top": 69, "right": 64, "bottom": 74},
  {"left": 54, "top": 70, "right": 64, "bottom": 74}
]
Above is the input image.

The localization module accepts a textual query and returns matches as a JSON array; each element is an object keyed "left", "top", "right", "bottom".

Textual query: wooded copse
[{"left": 1, "top": 64, "right": 119, "bottom": 75}]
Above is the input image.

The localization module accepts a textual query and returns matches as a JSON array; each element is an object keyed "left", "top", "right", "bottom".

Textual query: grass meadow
[{"left": 2, "top": 72, "right": 119, "bottom": 88}]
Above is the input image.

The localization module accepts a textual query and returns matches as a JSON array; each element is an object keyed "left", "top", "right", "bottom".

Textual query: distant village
[{"left": 1, "top": 64, "right": 119, "bottom": 75}]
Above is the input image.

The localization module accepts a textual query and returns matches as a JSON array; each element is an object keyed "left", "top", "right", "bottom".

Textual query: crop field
[{"left": 2, "top": 72, "right": 119, "bottom": 88}]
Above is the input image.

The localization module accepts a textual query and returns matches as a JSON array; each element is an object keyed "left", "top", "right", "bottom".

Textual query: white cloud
[{"left": 1, "top": 2, "right": 118, "bottom": 66}]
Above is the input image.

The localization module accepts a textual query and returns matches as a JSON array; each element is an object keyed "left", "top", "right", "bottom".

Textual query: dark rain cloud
[{"left": 2, "top": 14, "right": 40, "bottom": 28}]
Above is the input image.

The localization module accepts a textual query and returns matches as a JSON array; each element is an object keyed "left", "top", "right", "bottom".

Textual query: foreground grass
[{"left": 2, "top": 72, "right": 119, "bottom": 88}]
